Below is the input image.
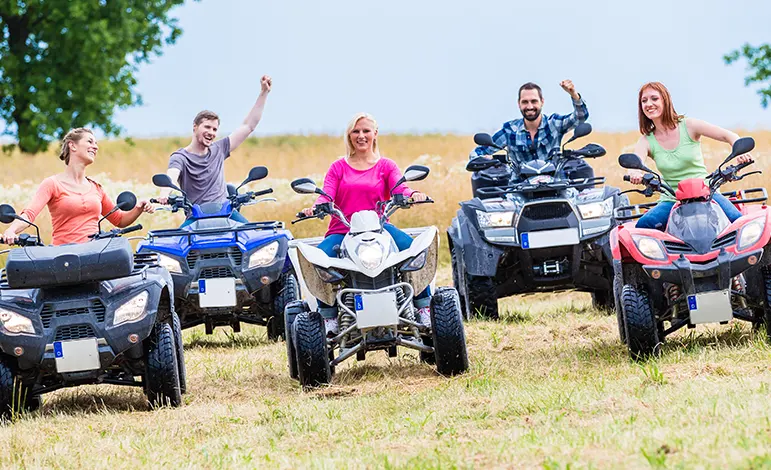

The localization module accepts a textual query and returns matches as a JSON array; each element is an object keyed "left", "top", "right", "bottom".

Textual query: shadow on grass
[
  {"left": 184, "top": 331, "right": 275, "bottom": 350},
  {"left": 33, "top": 387, "right": 150, "bottom": 418}
]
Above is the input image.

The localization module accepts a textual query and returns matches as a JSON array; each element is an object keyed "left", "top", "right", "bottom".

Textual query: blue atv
[{"left": 137, "top": 166, "right": 298, "bottom": 340}]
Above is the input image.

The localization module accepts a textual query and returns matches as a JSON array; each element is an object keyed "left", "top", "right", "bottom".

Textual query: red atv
[{"left": 611, "top": 137, "right": 771, "bottom": 359}]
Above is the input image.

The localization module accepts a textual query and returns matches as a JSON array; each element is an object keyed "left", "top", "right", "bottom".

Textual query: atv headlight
[
  {"left": 401, "top": 249, "right": 428, "bottom": 272},
  {"left": 158, "top": 254, "right": 182, "bottom": 274},
  {"left": 476, "top": 210, "right": 514, "bottom": 228},
  {"left": 738, "top": 218, "right": 765, "bottom": 251},
  {"left": 632, "top": 235, "right": 667, "bottom": 261},
  {"left": 578, "top": 197, "right": 614, "bottom": 220},
  {"left": 357, "top": 242, "right": 385, "bottom": 270},
  {"left": 0, "top": 308, "right": 34, "bottom": 335},
  {"left": 248, "top": 241, "right": 279, "bottom": 269},
  {"left": 113, "top": 291, "right": 149, "bottom": 326}
]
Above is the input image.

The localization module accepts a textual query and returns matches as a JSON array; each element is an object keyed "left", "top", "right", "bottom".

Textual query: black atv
[
  {"left": 0, "top": 192, "right": 185, "bottom": 417},
  {"left": 448, "top": 123, "right": 628, "bottom": 319}
]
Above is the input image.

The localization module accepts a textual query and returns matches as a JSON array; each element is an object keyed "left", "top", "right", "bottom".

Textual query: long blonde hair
[
  {"left": 344, "top": 113, "right": 379, "bottom": 158},
  {"left": 59, "top": 127, "right": 94, "bottom": 165}
]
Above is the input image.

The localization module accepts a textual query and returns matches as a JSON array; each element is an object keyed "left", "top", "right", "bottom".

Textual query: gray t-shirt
[{"left": 168, "top": 137, "right": 231, "bottom": 205}]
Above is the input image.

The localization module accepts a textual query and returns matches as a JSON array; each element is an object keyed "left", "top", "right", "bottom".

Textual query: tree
[
  {"left": 0, "top": 0, "right": 195, "bottom": 153},
  {"left": 725, "top": 43, "right": 771, "bottom": 108}
]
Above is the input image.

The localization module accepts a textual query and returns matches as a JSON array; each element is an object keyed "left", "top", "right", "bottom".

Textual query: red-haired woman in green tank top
[{"left": 626, "top": 81, "right": 752, "bottom": 230}]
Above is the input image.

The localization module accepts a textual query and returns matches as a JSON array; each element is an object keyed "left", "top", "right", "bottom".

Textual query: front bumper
[
  {"left": 641, "top": 248, "right": 763, "bottom": 294},
  {"left": 0, "top": 275, "right": 165, "bottom": 371}
]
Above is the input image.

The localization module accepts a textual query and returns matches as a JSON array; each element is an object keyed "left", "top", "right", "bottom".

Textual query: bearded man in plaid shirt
[{"left": 469, "top": 80, "right": 593, "bottom": 181}]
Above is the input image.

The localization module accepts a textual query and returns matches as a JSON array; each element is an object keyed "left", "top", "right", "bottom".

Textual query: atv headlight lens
[
  {"left": 113, "top": 291, "right": 149, "bottom": 326},
  {"left": 248, "top": 241, "right": 279, "bottom": 269},
  {"left": 0, "top": 308, "right": 34, "bottom": 335},
  {"left": 632, "top": 235, "right": 667, "bottom": 261},
  {"left": 357, "top": 242, "right": 385, "bottom": 270},
  {"left": 738, "top": 218, "right": 765, "bottom": 251},
  {"left": 401, "top": 249, "right": 428, "bottom": 272},
  {"left": 158, "top": 254, "right": 182, "bottom": 274},
  {"left": 578, "top": 197, "right": 614, "bottom": 220},
  {"left": 476, "top": 210, "right": 514, "bottom": 228}
]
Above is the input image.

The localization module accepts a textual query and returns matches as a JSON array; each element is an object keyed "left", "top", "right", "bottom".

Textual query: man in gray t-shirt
[{"left": 159, "top": 75, "right": 272, "bottom": 223}]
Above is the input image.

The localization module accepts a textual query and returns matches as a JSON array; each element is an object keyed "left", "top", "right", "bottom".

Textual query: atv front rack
[
  {"left": 477, "top": 176, "right": 606, "bottom": 197},
  {"left": 147, "top": 221, "right": 284, "bottom": 239},
  {"left": 614, "top": 187, "right": 768, "bottom": 221}
]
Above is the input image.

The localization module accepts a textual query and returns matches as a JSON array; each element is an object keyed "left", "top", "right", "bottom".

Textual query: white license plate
[
  {"left": 198, "top": 278, "right": 237, "bottom": 307},
  {"left": 687, "top": 290, "right": 733, "bottom": 324},
  {"left": 54, "top": 338, "right": 100, "bottom": 373},
  {"left": 354, "top": 291, "right": 399, "bottom": 330},
  {"left": 520, "top": 228, "right": 580, "bottom": 249}
]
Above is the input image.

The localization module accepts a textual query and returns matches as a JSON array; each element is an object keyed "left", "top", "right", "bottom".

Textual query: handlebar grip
[
  {"left": 150, "top": 198, "right": 159, "bottom": 204},
  {"left": 253, "top": 188, "right": 274, "bottom": 197},
  {"left": 121, "top": 224, "right": 143, "bottom": 234},
  {"left": 623, "top": 175, "right": 631, "bottom": 182}
]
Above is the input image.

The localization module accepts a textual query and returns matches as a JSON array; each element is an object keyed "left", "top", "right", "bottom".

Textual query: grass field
[{"left": 1, "top": 131, "right": 771, "bottom": 468}]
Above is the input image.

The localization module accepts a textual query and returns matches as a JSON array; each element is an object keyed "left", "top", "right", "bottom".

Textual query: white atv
[{"left": 285, "top": 165, "right": 469, "bottom": 388}]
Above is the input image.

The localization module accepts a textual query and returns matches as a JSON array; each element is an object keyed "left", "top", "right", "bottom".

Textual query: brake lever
[{"left": 736, "top": 170, "right": 762, "bottom": 181}]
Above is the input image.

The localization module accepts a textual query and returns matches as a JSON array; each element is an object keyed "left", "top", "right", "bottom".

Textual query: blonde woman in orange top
[{"left": 1, "top": 128, "right": 153, "bottom": 246}]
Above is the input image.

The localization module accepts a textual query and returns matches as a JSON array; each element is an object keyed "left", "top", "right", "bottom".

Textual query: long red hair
[{"left": 638, "top": 82, "right": 683, "bottom": 135}]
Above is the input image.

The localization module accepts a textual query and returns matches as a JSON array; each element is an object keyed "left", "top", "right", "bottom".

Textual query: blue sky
[{"left": 69, "top": 0, "right": 771, "bottom": 137}]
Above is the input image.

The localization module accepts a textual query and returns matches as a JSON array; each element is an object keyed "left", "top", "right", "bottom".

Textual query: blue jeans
[
  {"left": 179, "top": 210, "right": 248, "bottom": 228},
  {"left": 636, "top": 193, "right": 742, "bottom": 230},
  {"left": 316, "top": 223, "right": 431, "bottom": 318}
]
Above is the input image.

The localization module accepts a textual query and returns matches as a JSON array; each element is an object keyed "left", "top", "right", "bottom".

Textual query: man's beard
[{"left": 521, "top": 108, "right": 542, "bottom": 122}]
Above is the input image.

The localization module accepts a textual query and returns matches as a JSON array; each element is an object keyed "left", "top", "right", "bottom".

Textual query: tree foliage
[
  {"left": 0, "top": 0, "right": 194, "bottom": 153},
  {"left": 725, "top": 43, "right": 771, "bottom": 108}
]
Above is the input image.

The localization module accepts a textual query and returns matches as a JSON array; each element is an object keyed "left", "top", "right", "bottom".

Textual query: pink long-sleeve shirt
[{"left": 315, "top": 157, "right": 415, "bottom": 236}]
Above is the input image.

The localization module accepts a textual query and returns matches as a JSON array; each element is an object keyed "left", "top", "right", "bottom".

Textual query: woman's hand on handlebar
[
  {"left": 737, "top": 154, "right": 753, "bottom": 165},
  {"left": 411, "top": 192, "right": 428, "bottom": 202},
  {"left": 1, "top": 228, "right": 17, "bottom": 245},
  {"left": 626, "top": 170, "right": 644, "bottom": 185},
  {"left": 301, "top": 207, "right": 315, "bottom": 217}
]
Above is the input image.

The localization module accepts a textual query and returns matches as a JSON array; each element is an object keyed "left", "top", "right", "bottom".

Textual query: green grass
[{"left": 3, "top": 282, "right": 771, "bottom": 468}]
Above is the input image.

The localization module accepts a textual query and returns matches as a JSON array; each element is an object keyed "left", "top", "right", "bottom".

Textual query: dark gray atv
[
  {"left": 448, "top": 123, "right": 629, "bottom": 319},
  {"left": 0, "top": 192, "right": 185, "bottom": 418}
]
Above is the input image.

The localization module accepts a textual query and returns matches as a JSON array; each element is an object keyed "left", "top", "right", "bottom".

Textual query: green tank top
[{"left": 646, "top": 119, "right": 708, "bottom": 201}]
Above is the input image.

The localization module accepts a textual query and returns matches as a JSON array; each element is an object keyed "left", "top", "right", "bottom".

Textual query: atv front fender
[{"left": 450, "top": 213, "right": 502, "bottom": 277}]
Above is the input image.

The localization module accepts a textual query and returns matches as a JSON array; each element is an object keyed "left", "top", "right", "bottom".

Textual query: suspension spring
[{"left": 667, "top": 284, "right": 681, "bottom": 304}]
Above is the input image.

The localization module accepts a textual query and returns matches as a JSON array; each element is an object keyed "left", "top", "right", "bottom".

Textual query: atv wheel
[
  {"left": 466, "top": 276, "right": 499, "bottom": 320},
  {"left": 0, "top": 358, "right": 37, "bottom": 419},
  {"left": 269, "top": 271, "right": 300, "bottom": 341},
  {"left": 591, "top": 289, "right": 614, "bottom": 313},
  {"left": 145, "top": 322, "right": 182, "bottom": 408},
  {"left": 419, "top": 334, "right": 435, "bottom": 364},
  {"left": 171, "top": 311, "right": 187, "bottom": 395},
  {"left": 450, "top": 242, "right": 467, "bottom": 315},
  {"left": 621, "top": 284, "right": 660, "bottom": 360},
  {"left": 431, "top": 287, "right": 469, "bottom": 375},
  {"left": 293, "top": 310, "right": 331, "bottom": 388},
  {"left": 284, "top": 300, "right": 308, "bottom": 380},
  {"left": 761, "top": 267, "right": 771, "bottom": 341},
  {"left": 614, "top": 274, "right": 626, "bottom": 344}
]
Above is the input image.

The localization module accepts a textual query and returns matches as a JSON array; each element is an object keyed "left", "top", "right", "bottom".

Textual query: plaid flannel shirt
[{"left": 469, "top": 97, "right": 589, "bottom": 164}]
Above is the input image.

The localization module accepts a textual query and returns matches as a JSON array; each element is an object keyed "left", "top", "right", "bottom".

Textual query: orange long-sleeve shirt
[{"left": 20, "top": 176, "right": 125, "bottom": 246}]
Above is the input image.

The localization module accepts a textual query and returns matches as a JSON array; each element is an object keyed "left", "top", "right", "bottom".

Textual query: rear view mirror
[
  {"left": 571, "top": 143, "right": 606, "bottom": 159},
  {"left": 226, "top": 184, "right": 237, "bottom": 197},
  {"left": 291, "top": 178, "right": 320, "bottom": 195},
  {"left": 116, "top": 192, "right": 137, "bottom": 211},
  {"left": 473, "top": 133, "right": 503, "bottom": 150},
  {"left": 562, "top": 122, "right": 592, "bottom": 147},
  {"left": 0, "top": 204, "right": 17, "bottom": 224},
  {"left": 618, "top": 153, "right": 646, "bottom": 171},
  {"left": 403, "top": 165, "right": 430, "bottom": 182},
  {"left": 239, "top": 166, "right": 269, "bottom": 189},
  {"left": 152, "top": 174, "right": 175, "bottom": 189}
]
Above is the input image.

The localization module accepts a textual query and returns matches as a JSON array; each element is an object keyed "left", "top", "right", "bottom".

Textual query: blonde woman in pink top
[
  {"left": 300, "top": 113, "right": 431, "bottom": 332},
  {"left": 1, "top": 128, "right": 153, "bottom": 246}
]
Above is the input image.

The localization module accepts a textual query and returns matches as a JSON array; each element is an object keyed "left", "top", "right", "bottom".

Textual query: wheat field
[{"left": 1, "top": 131, "right": 771, "bottom": 468}]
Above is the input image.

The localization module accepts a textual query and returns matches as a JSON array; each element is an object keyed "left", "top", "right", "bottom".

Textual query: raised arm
[
  {"left": 554, "top": 79, "right": 589, "bottom": 134},
  {"left": 228, "top": 75, "right": 272, "bottom": 152}
]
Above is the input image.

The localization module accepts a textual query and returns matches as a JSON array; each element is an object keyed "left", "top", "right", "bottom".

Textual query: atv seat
[{"left": 5, "top": 237, "right": 134, "bottom": 288}]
